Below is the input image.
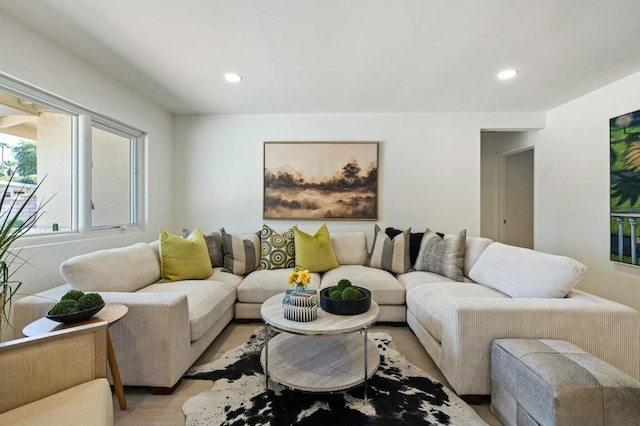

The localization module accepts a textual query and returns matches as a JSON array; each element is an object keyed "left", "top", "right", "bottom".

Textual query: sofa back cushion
[
  {"left": 463, "top": 237, "right": 493, "bottom": 277},
  {"left": 330, "top": 232, "right": 368, "bottom": 265},
  {"left": 60, "top": 243, "right": 161, "bottom": 292},
  {"left": 469, "top": 242, "right": 587, "bottom": 298}
]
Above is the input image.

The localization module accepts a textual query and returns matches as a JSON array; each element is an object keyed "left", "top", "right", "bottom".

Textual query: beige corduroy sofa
[
  {"left": 0, "top": 322, "right": 113, "bottom": 425},
  {"left": 11, "top": 230, "right": 640, "bottom": 399}
]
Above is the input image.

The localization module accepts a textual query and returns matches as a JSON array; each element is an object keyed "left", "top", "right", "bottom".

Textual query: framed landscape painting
[
  {"left": 610, "top": 110, "right": 640, "bottom": 266},
  {"left": 263, "top": 142, "right": 378, "bottom": 220}
]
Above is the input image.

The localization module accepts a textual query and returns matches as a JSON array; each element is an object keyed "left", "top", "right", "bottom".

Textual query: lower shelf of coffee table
[{"left": 260, "top": 332, "right": 380, "bottom": 392}]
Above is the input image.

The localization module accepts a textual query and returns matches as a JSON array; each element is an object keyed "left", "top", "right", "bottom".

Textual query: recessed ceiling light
[
  {"left": 224, "top": 73, "right": 242, "bottom": 83},
  {"left": 497, "top": 69, "right": 519, "bottom": 80}
]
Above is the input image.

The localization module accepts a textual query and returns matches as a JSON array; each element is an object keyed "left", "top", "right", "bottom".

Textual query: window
[
  {"left": 91, "top": 125, "right": 135, "bottom": 229},
  {"left": 0, "top": 72, "right": 145, "bottom": 239}
]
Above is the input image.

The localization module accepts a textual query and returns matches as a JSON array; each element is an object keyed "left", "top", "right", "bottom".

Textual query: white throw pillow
[{"left": 469, "top": 242, "right": 587, "bottom": 298}]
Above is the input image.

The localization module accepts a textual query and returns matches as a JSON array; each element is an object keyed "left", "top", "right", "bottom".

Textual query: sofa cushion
[
  {"left": 396, "top": 270, "right": 457, "bottom": 291},
  {"left": 414, "top": 229, "right": 466, "bottom": 281},
  {"left": 209, "top": 267, "right": 244, "bottom": 289},
  {"left": 159, "top": 229, "right": 213, "bottom": 282},
  {"left": 406, "top": 282, "right": 507, "bottom": 342},
  {"left": 293, "top": 224, "right": 339, "bottom": 272},
  {"left": 367, "top": 225, "right": 411, "bottom": 273},
  {"left": 221, "top": 229, "right": 260, "bottom": 275},
  {"left": 0, "top": 378, "right": 113, "bottom": 426},
  {"left": 138, "top": 280, "right": 236, "bottom": 342},
  {"left": 257, "top": 224, "right": 295, "bottom": 270},
  {"left": 61, "top": 242, "right": 161, "bottom": 292},
  {"left": 237, "top": 269, "right": 321, "bottom": 303},
  {"left": 320, "top": 265, "right": 405, "bottom": 305},
  {"left": 463, "top": 237, "right": 493, "bottom": 277},
  {"left": 469, "top": 242, "right": 588, "bottom": 298},
  {"left": 331, "top": 232, "right": 368, "bottom": 265}
]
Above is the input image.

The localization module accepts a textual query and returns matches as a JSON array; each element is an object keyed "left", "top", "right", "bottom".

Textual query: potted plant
[
  {"left": 320, "top": 279, "right": 372, "bottom": 315},
  {"left": 0, "top": 173, "right": 49, "bottom": 330}
]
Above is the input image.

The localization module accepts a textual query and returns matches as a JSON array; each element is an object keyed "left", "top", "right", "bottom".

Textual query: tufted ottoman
[{"left": 491, "top": 339, "right": 640, "bottom": 426}]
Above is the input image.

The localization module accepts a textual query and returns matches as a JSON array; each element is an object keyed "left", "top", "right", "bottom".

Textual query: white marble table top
[{"left": 261, "top": 293, "right": 380, "bottom": 335}]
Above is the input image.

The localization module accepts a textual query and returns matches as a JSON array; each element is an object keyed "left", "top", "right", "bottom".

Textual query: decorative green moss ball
[
  {"left": 337, "top": 279, "right": 352, "bottom": 291},
  {"left": 61, "top": 290, "right": 85, "bottom": 301},
  {"left": 341, "top": 287, "right": 361, "bottom": 301},
  {"left": 329, "top": 289, "right": 343, "bottom": 300},
  {"left": 76, "top": 293, "right": 104, "bottom": 311},
  {"left": 49, "top": 299, "right": 79, "bottom": 315}
]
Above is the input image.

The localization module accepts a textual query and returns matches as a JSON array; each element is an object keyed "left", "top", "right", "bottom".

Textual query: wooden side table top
[{"left": 23, "top": 304, "right": 128, "bottom": 337}]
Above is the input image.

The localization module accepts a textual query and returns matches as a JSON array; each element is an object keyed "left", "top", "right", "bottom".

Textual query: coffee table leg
[
  {"left": 264, "top": 322, "right": 269, "bottom": 394},
  {"left": 106, "top": 331, "right": 127, "bottom": 410},
  {"left": 364, "top": 327, "right": 368, "bottom": 404}
]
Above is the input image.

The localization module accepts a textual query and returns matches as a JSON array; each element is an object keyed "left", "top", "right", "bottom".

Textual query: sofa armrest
[
  {"left": 440, "top": 290, "right": 640, "bottom": 395},
  {"left": 14, "top": 288, "right": 192, "bottom": 388},
  {"left": 0, "top": 321, "right": 108, "bottom": 414},
  {"left": 94, "top": 291, "right": 192, "bottom": 388}
]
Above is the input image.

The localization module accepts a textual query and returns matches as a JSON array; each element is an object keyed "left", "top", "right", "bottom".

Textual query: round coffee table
[
  {"left": 260, "top": 293, "right": 380, "bottom": 403},
  {"left": 23, "top": 304, "right": 129, "bottom": 410}
]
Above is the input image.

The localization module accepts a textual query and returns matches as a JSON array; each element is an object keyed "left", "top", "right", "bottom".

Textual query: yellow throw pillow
[
  {"left": 159, "top": 228, "right": 214, "bottom": 282},
  {"left": 293, "top": 223, "right": 339, "bottom": 273}
]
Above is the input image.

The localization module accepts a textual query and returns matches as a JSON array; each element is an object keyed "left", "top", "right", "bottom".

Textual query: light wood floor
[{"left": 113, "top": 321, "right": 501, "bottom": 425}]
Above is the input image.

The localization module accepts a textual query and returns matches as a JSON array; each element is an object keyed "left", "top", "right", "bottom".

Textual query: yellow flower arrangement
[{"left": 288, "top": 268, "right": 311, "bottom": 287}]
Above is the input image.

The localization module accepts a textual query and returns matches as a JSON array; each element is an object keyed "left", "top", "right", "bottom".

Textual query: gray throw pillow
[{"left": 414, "top": 228, "right": 466, "bottom": 281}]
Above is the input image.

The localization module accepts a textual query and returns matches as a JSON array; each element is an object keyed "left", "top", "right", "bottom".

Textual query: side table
[{"left": 22, "top": 303, "right": 129, "bottom": 410}]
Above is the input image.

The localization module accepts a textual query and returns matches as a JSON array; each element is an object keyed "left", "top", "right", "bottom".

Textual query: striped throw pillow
[
  {"left": 469, "top": 242, "right": 587, "bottom": 298},
  {"left": 221, "top": 229, "right": 260, "bottom": 275},
  {"left": 414, "top": 229, "right": 466, "bottom": 281},
  {"left": 367, "top": 225, "right": 411, "bottom": 274}
]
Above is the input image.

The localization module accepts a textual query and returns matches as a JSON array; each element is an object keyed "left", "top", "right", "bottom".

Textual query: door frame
[{"left": 496, "top": 146, "right": 534, "bottom": 244}]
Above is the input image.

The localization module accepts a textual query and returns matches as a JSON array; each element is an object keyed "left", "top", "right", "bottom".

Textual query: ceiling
[{"left": 2, "top": 1, "right": 640, "bottom": 115}]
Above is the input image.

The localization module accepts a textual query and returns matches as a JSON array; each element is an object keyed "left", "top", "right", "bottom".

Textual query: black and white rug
[{"left": 183, "top": 328, "right": 486, "bottom": 425}]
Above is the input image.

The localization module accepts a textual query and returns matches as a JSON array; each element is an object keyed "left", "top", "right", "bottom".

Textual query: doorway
[
  {"left": 501, "top": 148, "right": 534, "bottom": 248},
  {"left": 480, "top": 132, "right": 535, "bottom": 249}
]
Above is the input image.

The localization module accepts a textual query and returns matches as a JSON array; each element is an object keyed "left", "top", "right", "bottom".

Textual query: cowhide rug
[{"left": 183, "top": 328, "right": 486, "bottom": 425}]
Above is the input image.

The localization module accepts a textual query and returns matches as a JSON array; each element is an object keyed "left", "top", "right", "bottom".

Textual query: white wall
[
  {"left": 174, "top": 113, "right": 544, "bottom": 242},
  {"left": 534, "top": 70, "right": 640, "bottom": 312},
  {"left": 0, "top": 12, "right": 174, "bottom": 338}
]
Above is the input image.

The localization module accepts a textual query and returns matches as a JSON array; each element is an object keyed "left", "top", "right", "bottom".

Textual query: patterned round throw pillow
[{"left": 258, "top": 224, "right": 295, "bottom": 270}]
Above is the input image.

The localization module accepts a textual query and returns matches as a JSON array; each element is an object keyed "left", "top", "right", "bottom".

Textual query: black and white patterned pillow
[
  {"left": 414, "top": 229, "right": 466, "bottom": 281},
  {"left": 257, "top": 224, "right": 295, "bottom": 270}
]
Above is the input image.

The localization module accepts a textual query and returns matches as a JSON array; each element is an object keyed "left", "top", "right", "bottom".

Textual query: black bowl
[
  {"left": 46, "top": 303, "right": 105, "bottom": 323},
  {"left": 320, "top": 287, "right": 371, "bottom": 315}
]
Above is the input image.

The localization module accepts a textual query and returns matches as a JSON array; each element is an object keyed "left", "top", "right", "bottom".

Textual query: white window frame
[{"left": 0, "top": 72, "right": 147, "bottom": 246}]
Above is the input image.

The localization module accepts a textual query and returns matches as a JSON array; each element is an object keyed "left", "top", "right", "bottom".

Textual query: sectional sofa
[{"left": 11, "top": 229, "right": 640, "bottom": 397}]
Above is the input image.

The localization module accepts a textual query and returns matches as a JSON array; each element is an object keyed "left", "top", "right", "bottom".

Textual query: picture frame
[
  {"left": 610, "top": 110, "right": 640, "bottom": 266},
  {"left": 263, "top": 142, "right": 379, "bottom": 220}
]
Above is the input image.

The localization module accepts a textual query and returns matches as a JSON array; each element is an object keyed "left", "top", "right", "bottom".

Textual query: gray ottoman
[{"left": 491, "top": 339, "right": 640, "bottom": 426}]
